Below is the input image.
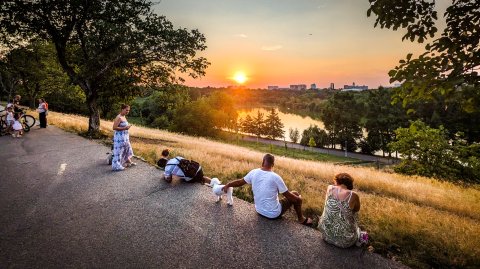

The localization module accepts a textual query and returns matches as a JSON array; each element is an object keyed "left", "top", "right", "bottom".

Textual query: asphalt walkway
[{"left": 0, "top": 126, "right": 406, "bottom": 268}]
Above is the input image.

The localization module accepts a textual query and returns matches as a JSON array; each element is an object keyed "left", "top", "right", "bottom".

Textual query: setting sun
[{"left": 233, "top": 71, "right": 248, "bottom": 84}]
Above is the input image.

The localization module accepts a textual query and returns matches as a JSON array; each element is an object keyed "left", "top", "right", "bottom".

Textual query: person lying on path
[
  {"left": 222, "top": 153, "right": 313, "bottom": 226},
  {"left": 157, "top": 148, "right": 213, "bottom": 185}
]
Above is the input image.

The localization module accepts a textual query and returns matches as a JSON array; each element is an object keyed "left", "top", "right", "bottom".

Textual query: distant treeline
[{"left": 129, "top": 86, "right": 480, "bottom": 183}]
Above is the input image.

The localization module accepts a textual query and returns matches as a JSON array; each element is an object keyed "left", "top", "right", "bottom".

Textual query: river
[{"left": 237, "top": 107, "right": 324, "bottom": 142}]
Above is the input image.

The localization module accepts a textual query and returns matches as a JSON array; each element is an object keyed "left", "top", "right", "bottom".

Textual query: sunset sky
[{"left": 153, "top": 0, "right": 448, "bottom": 89}]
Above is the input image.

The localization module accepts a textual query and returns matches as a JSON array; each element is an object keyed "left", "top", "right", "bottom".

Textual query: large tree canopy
[
  {"left": 0, "top": 0, "right": 209, "bottom": 134},
  {"left": 367, "top": 0, "right": 480, "bottom": 110}
]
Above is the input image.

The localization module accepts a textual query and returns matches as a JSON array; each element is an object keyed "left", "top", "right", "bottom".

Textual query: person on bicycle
[
  {"left": 8, "top": 94, "right": 35, "bottom": 131},
  {"left": 12, "top": 95, "right": 22, "bottom": 114}
]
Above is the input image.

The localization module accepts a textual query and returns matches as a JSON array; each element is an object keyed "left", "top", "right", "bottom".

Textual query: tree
[
  {"left": 170, "top": 98, "right": 217, "bottom": 137},
  {"left": 321, "top": 92, "right": 363, "bottom": 151},
  {"left": 390, "top": 120, "right": 480, "bottom": 182},
  {"left": 264, "top": 108, "right": 284, "bottom": 140},
  {"left": 252, "top": 110, "right": 266, "bottom": 139},
  {"left": 405, "top": 88, "right": 480, "bottom": 143},
  {"left": 0, "top": 60, "right": 18, "bottom": 102},
  {"left": 2, "top": 42, "right": 47, "bottom": 108},
  {"left": 364, "top": 88, "right": 409, "bottom": 156},
  {"left": 0, "top": 0, "right": 209, "bottom": 135},
  {"left": 289, "top": 127, "right": 300, "bottom": 144},
  {"left": 300, "top": 125, "right": 329, "bottom": 148},
  {"left": 367, "top": 0, "right": 480, "bottom": 110},
  {"left": 140, "top": 85, "right": 190, "bottom": 129},
  {"left": 308, "top": 137, "right": 316, "bottom": 149},
  {"left": 207, "top": 91, "right": 238, "bottom": 131},
  {"left": 388, "top": 120, "right": 458, "bottom": 180},
  {"left": 241, "top": 115, "right": 255, "bottom": 135},
  {"left": 0, "top": 40, "right": 88, "bottom": 113}
]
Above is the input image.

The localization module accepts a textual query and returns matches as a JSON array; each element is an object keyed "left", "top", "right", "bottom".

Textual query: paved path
[
  {"left": 0, "top": 126, "right": 406, "bottom": 268},
  {"left": 241, "top": 135, "right": 398, "bottom": 164}
]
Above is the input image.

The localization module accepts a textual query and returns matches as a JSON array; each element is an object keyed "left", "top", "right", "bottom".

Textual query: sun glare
[{"left": 233, "top": 71, "right": 248, "bottom": 84}]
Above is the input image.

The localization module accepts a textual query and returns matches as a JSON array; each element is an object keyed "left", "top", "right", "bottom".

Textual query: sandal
[{"left": 301, "top": 217, "right": 314, "bottom": 227}]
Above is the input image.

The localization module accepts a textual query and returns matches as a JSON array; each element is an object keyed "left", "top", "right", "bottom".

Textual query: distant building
[
  {"left": 330, "top": 83, "right": 335, "bottom": 90},
  {"left": 268, "top": 86, "right": 279, "bottom": 90},
  {"left": 342, "top": 82, "right": 368, "bottom": 91},
  {"left": 310, "top": 84, "right": 317, "bottom": 90},
  {"left": 290, "top": 84, "right": 307, "bottom": 91}
]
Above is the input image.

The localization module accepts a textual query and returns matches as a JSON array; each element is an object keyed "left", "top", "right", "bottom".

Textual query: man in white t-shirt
[{"left": 223, "top": 154, "right": 313, "bottom": 226}]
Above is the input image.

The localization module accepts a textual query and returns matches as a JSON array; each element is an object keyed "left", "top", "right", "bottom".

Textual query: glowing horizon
[{"left": 155, "top": 0, "right": 449, "bottom": 89}]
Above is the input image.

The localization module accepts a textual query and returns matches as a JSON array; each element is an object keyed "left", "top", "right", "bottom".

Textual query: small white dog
[{"left": 209, "top": 178, "right": 233, "bottom": 205}]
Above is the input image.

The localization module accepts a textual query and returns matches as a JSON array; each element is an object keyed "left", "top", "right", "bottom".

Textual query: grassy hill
[{"left": 47, "top": 111, "right": 480, "bottom": 269}]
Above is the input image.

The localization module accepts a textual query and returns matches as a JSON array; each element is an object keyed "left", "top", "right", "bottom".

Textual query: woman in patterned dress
[
  {"left": 317, "top": 173, "right": 361, "bottom": 248},
  {"left": 111, "top": 104, "right": 135, "bottom": 171}
]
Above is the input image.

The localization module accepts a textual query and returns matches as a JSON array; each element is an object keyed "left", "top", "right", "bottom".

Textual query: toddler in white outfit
[
  {"left": 5, "top": 105, "right": 14, "bottom": 134},
  {"left": 12, "top": 114, "right": 23, "bottom": 138}
]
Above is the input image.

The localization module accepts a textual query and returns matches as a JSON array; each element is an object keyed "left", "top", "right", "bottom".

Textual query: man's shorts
[
  {"left": 258, "top": 197, "right": 292, "bottom": 220},
  {"left": 279, "top": 196, "right": 293, "bottom": 216}
]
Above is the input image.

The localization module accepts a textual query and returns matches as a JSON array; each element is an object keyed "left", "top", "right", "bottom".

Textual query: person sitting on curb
[
  {"left": 157, "top": 148, "right": 213, "bottom": 185},
  {"left": 317, "top": 173, "right": 367, "bottom": 248},
  {"left": 222, "top": 153, "right": 313, "bottom": 226}
]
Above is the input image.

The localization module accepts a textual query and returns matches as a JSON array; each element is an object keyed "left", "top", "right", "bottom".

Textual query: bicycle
[
  {"left": 0, "top": 108, "right": 35, "bottom": 133},
  {"left": 17, "top": 108, "right": 35, "bottom": 132},
  {"left": 0, "top": 110, "right": 7, "bottom": 136}
]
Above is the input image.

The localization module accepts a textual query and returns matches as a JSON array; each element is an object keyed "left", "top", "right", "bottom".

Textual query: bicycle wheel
[
  {"left": 22, "top": 114, "right": 36, "bottom": 128},
  {"left": 23, "top": 122, "right": 30, "bottom": 132},
  {"left": 0, "top": 120, "right": 6, "bottom": 136}
]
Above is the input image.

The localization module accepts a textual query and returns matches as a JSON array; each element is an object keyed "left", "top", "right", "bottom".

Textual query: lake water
[{"left": 237, "top": 107, "right": 324, "bottom": 142}]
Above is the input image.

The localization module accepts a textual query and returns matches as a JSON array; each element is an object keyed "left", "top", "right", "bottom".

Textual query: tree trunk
[
  {"left": 86, "top": 93, "right": 101, "bottom": 136},
  {"left": 30, "top": 94, "right": 37, "bottom": 109},
  {"left": 53, "top": 42, "right": 101, "bottom": 136},
  {"left": 31, "top": 83, "right": 40, "bottom": 108}
]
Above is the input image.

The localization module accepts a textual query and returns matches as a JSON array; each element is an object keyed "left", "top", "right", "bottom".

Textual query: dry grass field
[{"left": 48, "top": 111, "right": 480, "bottom": 268}]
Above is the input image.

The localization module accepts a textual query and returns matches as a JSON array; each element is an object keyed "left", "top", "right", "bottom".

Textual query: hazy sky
[{"left": 153, "top": 0, "right": 447, "bottom": 89}]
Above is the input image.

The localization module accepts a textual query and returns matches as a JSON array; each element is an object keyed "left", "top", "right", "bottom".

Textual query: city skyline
[{"left": 154, "top": 0, "right": 449, "bottom": 89}]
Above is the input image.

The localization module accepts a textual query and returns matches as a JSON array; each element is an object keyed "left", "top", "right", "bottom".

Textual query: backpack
[{"left": 175, "top": 158, "right": 200, "bottom": 178}]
